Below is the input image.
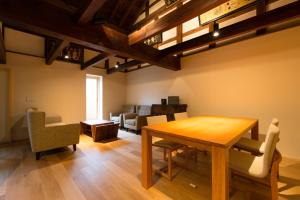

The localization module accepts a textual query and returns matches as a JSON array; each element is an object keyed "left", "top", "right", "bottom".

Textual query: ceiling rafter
[
  {"left": 107, "top": 60, "right": 143, "bottom": 74},
  {"left": 77, "top": 0, "right": 107, "bottom": 24},
  {"left": 0, "top": 0, "right": 179, "bottom": 71},
  {"left": 128, "top": 0, "right": 227, "bottom": 45},
  {"left": 119, "top": 0, "right": 138, "bottom": 27},
  {"left": 131, "top": 0, "right": 185, "bottom": 32},
  {"left": 81, "top": 53, "right": 110, "bottom": 70},
  {"left": 256, "top": 0, "right": 267, "bottom": 35},
  {"left": 160, "top": 1, "right": 300, "bottom": 56},
  {"left": 45, "top": 39, "right": 69, "bottom": 65}
]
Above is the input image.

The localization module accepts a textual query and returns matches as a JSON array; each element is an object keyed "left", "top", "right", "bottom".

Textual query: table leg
[
  {"left": 141, "top": 129, "right": 152, "bottom": 189},
  {"left": 212, "top": 146, "right": 229, "bottom": 200},
  {"left": 251, "top": 121, "right": 259, "bottom": 140},
  {"left": 80, "top": 122, "right": 85, "bottom": 135},
  {"left": 91, "top": 125, "right": 97, "bottom": 142}
]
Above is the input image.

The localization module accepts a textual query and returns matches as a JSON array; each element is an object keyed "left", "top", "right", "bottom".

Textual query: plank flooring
[{"left": 0, "top": 130, "right": 300, "bottom": 200}]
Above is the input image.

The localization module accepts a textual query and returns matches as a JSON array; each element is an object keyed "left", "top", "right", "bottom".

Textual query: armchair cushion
[{"left": 125, "top": 119, "right": 136, "bottom": 126}]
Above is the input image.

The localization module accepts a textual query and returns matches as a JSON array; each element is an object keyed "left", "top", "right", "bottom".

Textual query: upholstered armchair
[
  {"left": 110, "top": 105, "right": 136, "bottom": 127},
  {"left": 123, "top": 105, "right": 151, "bottom": 132},
  {"left": 27, "top": 111, "right": 80, "bottom": 160}
]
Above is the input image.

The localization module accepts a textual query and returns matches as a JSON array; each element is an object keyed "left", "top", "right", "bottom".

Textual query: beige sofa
[
  {"left": 123, "top": 105, "right": 151, "bottom": 132},
  {"left": 110, "top": 105, "right": 136, "bottom": 127},
  {"left": 27, "top": 111, "right": 80, "bottom": 160}
]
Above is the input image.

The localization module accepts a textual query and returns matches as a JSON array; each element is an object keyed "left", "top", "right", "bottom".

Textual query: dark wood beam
[
  {"left": 131, "top": 0, "right": 185, "bottom": 32},
  {"left": 126, "top": 0, "right": 148, "bottom": 28},
  {"left": 119, "top": 0, "right": 137, "bottom": 27},
  {"left": 81, "top": 53, "right": 109, "bottom": 70},
  {"left": 46, "top": 39, "right": 69, "bottom": 65},
  {"left": 0, "top": 0, "right": 180, "bottom": 71},
  {"left": 107, "top": 60, "right": 143, "bottom": 74},
  {"left": 0, "top": 27, "right": 6, "bottom": 64},
  {"left": 77, "top": 0, "right": 107, "bottom": 24},
  {"left": 160, "top": 1, "right": 300, "bottom": 56},
  {"left": 128, "top": 0, "right": 227, "bottom": 45},
  {"left": 256, "top": 0, "right": 267, "bottom": 35}
]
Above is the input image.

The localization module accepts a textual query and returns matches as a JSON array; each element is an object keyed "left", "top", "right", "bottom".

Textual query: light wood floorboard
[{"left": 0, "top": 130, "right": 300, "bottom": 200}]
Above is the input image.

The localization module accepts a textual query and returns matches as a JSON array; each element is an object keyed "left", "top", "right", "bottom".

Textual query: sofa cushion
[
  {"left": 125, "top": 119, "right": 136, "bottom": 126},
  {"left": 111, "top": 116, "right": 120, "bottom": 122}
]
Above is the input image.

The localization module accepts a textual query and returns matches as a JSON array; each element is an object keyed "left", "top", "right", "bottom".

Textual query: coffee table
[{"left": 80, "top": 120, "right": 119, "bottom": 142}]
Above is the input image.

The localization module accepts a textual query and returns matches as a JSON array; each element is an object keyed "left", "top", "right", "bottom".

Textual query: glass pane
[{"left": 86, "top": 77, "right": 98, "bottom": 120}]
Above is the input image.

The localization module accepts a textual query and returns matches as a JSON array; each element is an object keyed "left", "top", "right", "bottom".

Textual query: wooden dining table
[{"left": 141, "top": 116, "right": 258, "bottom": 200}]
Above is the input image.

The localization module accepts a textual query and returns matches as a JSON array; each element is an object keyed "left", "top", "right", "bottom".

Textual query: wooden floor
[{"left": 0, "top": 130, "right": 300, "bottom": 200}]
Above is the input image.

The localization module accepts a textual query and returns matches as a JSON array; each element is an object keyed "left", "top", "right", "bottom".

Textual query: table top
[
  {"left": 143, "top": 116, "right": 257, "bottom": 148},
  {"left": 81, "top": 120, "right": 114, "bottom": 126}
]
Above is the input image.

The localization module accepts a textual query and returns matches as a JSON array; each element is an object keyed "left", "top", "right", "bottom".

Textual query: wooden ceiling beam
[
  {"left": 256, "top": 0, "right": 267, "bottom": 35},
  {"left": 77, "top": 0, "right": 107, "bottom": 24},
  {"left": 131, "top": 0, "right": 185, "bottom": 32},
  {"left": 128, "top": 0, "right": 227, "bottom": 45},
  {"left": 0, "top": 27, "right": 6, "bottom": 64},
  {"left": 0, "top": 0, "right": 180, "bottom": 71},
  {"left": 119, "top": 0, "right": 137, "bottom": 27},
  {"left": 46, "top": 39, "right": 69, "bottom": 65},
  {"left": 160, "top": 1, "right": 300, "bottom": 56},
  {"left": 81, "top": 53, "right": 110, "bottom": 70},
  {"left": 107, "top": 60, "right": 143, "bottom": 74}
]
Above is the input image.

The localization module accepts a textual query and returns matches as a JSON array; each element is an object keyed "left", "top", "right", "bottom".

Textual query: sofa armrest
[{"left": 123, "top": 113, "right": 137, "bottom": 120}]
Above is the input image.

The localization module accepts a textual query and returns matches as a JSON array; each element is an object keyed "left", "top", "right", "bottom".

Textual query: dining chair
[
  {"left": 146, "top": 115, "right": 185, "bottom": 181},
  {"left": 230, "top": 124, "right": 281, "bottom": 200},
  {"left": 174, "top": 112, "right": 189, "bottom": 120},
  {"left": 234, "top": 118, "right": 279, "bottom": 155}
]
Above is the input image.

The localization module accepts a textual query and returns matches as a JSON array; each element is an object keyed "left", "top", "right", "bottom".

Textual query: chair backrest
[
  {"left": 174, "top": 112, "right": 188, "bottom": 120},
  {"left": 146, "top": 115, "right": 167, "bottom": 126},
  {"left": 263, "top": 118, "right": 280, "bottom": 149},
  {"left": 137, "top": 105, "right": 151, "bottom": 116},
  {"left": 249, "top": 124, "right": 280, "bottom": 178},
  {"left": 122, "top": 105, "right": 135, "bottom": 113},
  {"left": 271, "top": 118, "right": 279, "bottom": 127},
  {"left": 27, "top": 111, "right": 46, "bottom": 133}
]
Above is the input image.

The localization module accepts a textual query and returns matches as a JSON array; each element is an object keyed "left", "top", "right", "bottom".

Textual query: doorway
[{"left": 86, "top": 74, "right": 103, "bottom": 120}]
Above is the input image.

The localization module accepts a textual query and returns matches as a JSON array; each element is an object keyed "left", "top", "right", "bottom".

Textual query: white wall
[
  {"left": 0, "top": 52, "right": 126, "bottom": 141},
  {"left": 126, "top": 26, "right": 300, "bottom": 159}
]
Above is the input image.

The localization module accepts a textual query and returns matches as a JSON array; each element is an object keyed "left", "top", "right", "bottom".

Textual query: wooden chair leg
[
  {"left": 36, "top": 152, "right": 40, "bottom": 160},
  {"left": 73, "top": 144, "right": 77, "bottom": 151},
  {"left": 168, "top": 150, "right": 172, "bottom": 181},
  {"left": 163, "top": 148, "right": 167, "bottom": 161},
  {"left": 270, "top": 162, "right": 279, "bottom": 200}
]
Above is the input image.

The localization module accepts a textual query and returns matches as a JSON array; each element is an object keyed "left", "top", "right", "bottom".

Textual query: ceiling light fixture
[
  {"left": 115, "top": 62, "right": 120, "bottom": 68},
  {"left": 212, "top": 22, "right": 220, "bottom": 37}
]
